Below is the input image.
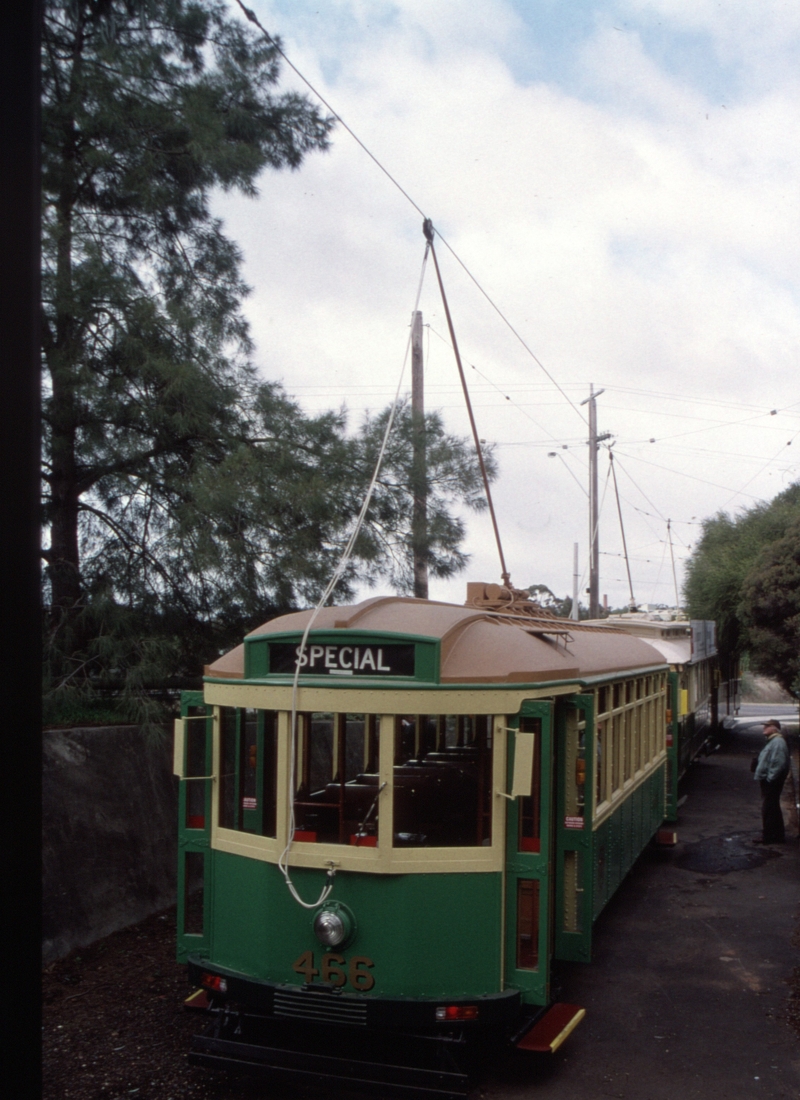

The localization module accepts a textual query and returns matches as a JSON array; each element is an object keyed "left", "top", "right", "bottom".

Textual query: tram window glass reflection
[
  {"left": 517, "top": 717, "right": 542, "bottom": 852},
  {"left": 217, "top": 707, "right": 278, "bottom": 837},
  {"left": 393, "top": 714, "right": 493, "bottom": 847},
  {"left": 293, "top": 713, "right": 380, "bottom": 845}
]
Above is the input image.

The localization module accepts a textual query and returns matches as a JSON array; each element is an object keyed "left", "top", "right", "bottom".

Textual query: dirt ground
[{"left": 43, "top": 725, "right": 800, "bottom": 1100}]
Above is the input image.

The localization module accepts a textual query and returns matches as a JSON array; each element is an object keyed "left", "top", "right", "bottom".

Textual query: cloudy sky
[{"left": 214, "top": 0, "right": 800, "bottom": 611}]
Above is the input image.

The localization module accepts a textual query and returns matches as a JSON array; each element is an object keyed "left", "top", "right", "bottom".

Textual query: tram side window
[
  {"left": 393, "top": 714, "right": 492, "bottom": 847},
  {"left": 516, "top": 879, "right": 540, "bottom": 971},
  {"left": 293, "top": 713, "right": 380, "bottom": 845},
  {"left": 595, "top": 718, "right": 607, "bottom": 807},
  {"left": 562, "top": 708, "right": 586, "bottom": 827},
  {"left": 594, "top": 675, "right": 668, "bottom": 814},
  {"left": 217, "top": 707, "right": 278, "bottom": 837}
]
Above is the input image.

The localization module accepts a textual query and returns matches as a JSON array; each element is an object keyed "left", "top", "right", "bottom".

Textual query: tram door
[
  {"left": 504, "top": 700, "right": 554, "bottom": 1006},
  {"left": 553, "top": 694, "right": 595, "bottom": 963},
  {"left": 175, "top": 690, "right": 214, "bottom": 961}
]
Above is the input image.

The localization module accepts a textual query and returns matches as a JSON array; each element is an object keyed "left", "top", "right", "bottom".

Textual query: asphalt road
[{"left": 477, "top": 723, "right": 800, "bottom": 1100}]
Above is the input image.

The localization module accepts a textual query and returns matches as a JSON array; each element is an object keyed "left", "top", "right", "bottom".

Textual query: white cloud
[{"left": 214, "top": 0, "right": 800, "bottom": 609}]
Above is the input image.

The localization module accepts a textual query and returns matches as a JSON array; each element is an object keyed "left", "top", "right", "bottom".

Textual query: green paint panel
[
  {"left": 207, "top": 852, "right": 502, "bottom": 999},
  {"left": 591, "top": 766, "right": 665, "bottom": 923}
]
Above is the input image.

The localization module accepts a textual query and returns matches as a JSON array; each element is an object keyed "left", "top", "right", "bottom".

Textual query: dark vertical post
[
  {"left": 587, "top": 386, "right": 600, "bottom": 618},
  {"left": 411, "top": 310, "right": 428, "bottom": 599},
  {"left": 1, "top": 2, "right": 42, "bottom": 1093}
]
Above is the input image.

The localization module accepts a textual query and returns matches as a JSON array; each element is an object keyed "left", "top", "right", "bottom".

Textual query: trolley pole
[
  {"left": 411, "top": 310, "right": 428, "bottom": 599},
  {"left": 580, "top": 385, "right": 606, "bottom": 619}
]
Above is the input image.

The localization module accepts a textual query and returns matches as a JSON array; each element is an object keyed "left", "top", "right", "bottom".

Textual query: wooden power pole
[
  {"left": 411, "top": 311, "right": 428, "bottom": 598},
  {"left": 581, "top": 384, "right": 609, "bottom": 619}
]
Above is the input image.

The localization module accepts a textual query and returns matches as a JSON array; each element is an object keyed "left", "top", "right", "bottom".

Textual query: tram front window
[
  {"left": 393, "top": 714, "right": 492, "bottom": 847},
  {"left": 293, "top": 713, "right": 380, "bottom": 845}
]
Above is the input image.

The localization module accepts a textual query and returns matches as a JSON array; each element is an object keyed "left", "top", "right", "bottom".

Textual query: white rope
[{"left": 278, "top": 245, "right": 431, "bottom": 908}]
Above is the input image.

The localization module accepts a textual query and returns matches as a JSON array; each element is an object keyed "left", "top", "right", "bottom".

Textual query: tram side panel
[{"left": 554, "top": 670, "right": 669, "bottom": 963}]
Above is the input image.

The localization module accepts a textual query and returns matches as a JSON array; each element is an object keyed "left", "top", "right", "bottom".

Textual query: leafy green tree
[
  {"left": 40, "top": 1, "right": 495, "bottom": 727},
  {"left": 525, "top": 584, "right": 575, "bottom": 618},
  {"left": 42, "top": 0, "right": 333, "bottom": 618},
  {"left": 683, "top": 482, "right": 800, "bottom": 682},
  {"left": 739, "top": 516, "right": 800, "bottom": 698}
]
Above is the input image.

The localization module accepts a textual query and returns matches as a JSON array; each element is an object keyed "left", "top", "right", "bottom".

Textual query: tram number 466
[{"left": 292, "top": 950, "right": 375, "bottom": 991}]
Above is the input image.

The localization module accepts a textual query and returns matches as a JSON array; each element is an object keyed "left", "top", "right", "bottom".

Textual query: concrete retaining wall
[{"left": 42, "top": 724, "right": 178, "bottom": 963}]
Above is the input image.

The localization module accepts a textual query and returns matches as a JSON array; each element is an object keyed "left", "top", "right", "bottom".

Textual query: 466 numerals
[{"left": 292, "top": 950, "right": 375, "bottom": 991}]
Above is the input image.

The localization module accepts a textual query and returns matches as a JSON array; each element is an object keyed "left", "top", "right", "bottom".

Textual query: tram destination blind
[{"left": 269, "top": 641, "right": 416, "bottom": 677}]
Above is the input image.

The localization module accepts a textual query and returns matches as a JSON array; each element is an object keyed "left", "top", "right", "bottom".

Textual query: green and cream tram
[{"left": 175, "top": 583, "right": 673, "bottom": 1097}]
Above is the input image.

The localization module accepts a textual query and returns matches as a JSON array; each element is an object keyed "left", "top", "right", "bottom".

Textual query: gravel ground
[{"left": 41, "top": 907, "right": 280, "bottom": 1100}]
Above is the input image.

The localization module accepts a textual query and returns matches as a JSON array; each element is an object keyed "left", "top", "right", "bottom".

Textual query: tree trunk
[{"left": 46, "top": 54, "right": 83, "bottom": 616}]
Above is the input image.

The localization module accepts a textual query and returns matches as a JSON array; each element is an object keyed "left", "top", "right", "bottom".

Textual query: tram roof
[
  {"left": 582, "top": 616, "right": 693, "bottom": 667},
  {"left": 206, "top": 590, "right": 668, "bottom": 685}
]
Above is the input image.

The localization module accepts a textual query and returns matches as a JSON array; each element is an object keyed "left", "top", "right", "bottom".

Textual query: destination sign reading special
[{"left": 269, "top": 642, "right": 416, "bottom": 677}]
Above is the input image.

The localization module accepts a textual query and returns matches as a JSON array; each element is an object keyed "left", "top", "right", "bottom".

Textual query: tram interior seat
[
  {"left": 392, "top": 758, "right": 480, "bottom": 846},
  {"left": 295, "top": 749, "right": 486, "bottom": 845}
]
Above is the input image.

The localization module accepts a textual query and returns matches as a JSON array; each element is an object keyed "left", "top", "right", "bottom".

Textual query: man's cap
[{"left": 763, "top": 719, "right": 782, "bottom": 730}]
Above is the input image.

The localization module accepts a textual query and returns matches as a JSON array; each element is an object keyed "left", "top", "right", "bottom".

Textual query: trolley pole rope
[
  {"left": 277, "top": 243, "right": 431, "bottom": 909},
  {"left": 424, "top": 220, "right": 511, "bottom": 588}
]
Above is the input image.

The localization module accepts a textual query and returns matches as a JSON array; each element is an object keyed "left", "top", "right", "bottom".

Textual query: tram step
[
  {"left": 183, "top": 988, "right": 211, "bottom": 1011},
  {"left": 515, "top": 1003, "right": 585, "bottom": 1053}
]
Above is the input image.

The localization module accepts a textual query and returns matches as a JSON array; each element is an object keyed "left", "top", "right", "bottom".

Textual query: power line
[
  {"left": 611, "top": 447, "right": 762, "bottom": 504},
  {"left": 233, "top": 0, "right": 587, "bottom": 428}
]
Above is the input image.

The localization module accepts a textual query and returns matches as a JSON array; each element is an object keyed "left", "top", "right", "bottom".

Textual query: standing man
[{"left": 753, "top": 720, "right": 790, "bottom": 843}]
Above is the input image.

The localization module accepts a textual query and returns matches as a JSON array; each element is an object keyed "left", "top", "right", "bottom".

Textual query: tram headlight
[{"left": 313, "top": 903, "right": 355, "bottom": 948}]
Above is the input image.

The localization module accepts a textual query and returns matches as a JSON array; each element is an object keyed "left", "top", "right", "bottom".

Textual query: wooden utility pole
[
  {"left": 411, "top": 311, "right": 428, "bottom": 598},
  {"left": 580, "top": 384, "right": 608, "bottom": 619}
]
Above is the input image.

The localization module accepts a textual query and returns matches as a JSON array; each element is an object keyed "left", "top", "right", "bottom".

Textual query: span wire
[
  {"left": 277, "top": 243, "right": 430, "bottom": 909},
  {"left": 234, "top": 1, "right": 587, "bottom": 428}
]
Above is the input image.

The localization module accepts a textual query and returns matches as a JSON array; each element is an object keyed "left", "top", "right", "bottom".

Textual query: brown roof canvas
[{"left": 205, "top": 595, "right": 666, "bottom": 685}]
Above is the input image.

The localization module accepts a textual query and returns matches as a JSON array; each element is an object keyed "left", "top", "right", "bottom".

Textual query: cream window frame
[
  {"left": 593, "top": 672, "right": 668, "bottom": 827},
  {"left": 205, "top": 683, "right": 557, "bottom": 874}
]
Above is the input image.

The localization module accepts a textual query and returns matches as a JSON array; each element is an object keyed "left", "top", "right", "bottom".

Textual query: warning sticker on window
[
  {"left": 564, "top": 815, "right": 584, "bottom": 829},
  {"left": 242, "top": 797, "right": 257, "bottom": 810}
]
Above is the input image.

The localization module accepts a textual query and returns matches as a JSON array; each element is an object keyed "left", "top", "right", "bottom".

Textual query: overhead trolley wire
[
  {"left": 717, "top": 426, "right": 800, "bottom": 512},
  {"left": 234, "top": 1, "right": 427, "bottom": 222},
  {"left": 234, "top": 0, "right": 587, "bottom": 428},
  {"left": 236, "top": 2, "right": 738, "bottom": 602},
  {"left": 425, "top": 322, "right": 572, "bottom": 446}
]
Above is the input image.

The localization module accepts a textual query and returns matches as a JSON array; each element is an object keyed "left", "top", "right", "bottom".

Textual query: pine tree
[
  {"left": 42, "top": 0, "right": 333, "bottom": 617},
  {"left": 41, "top": 1, "right": 494, "bottom": 725}
]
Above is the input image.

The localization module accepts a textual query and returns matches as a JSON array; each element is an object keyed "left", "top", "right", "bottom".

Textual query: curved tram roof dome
[{"left": 206, "top": 583, "right": 667, "bottom": 686}]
